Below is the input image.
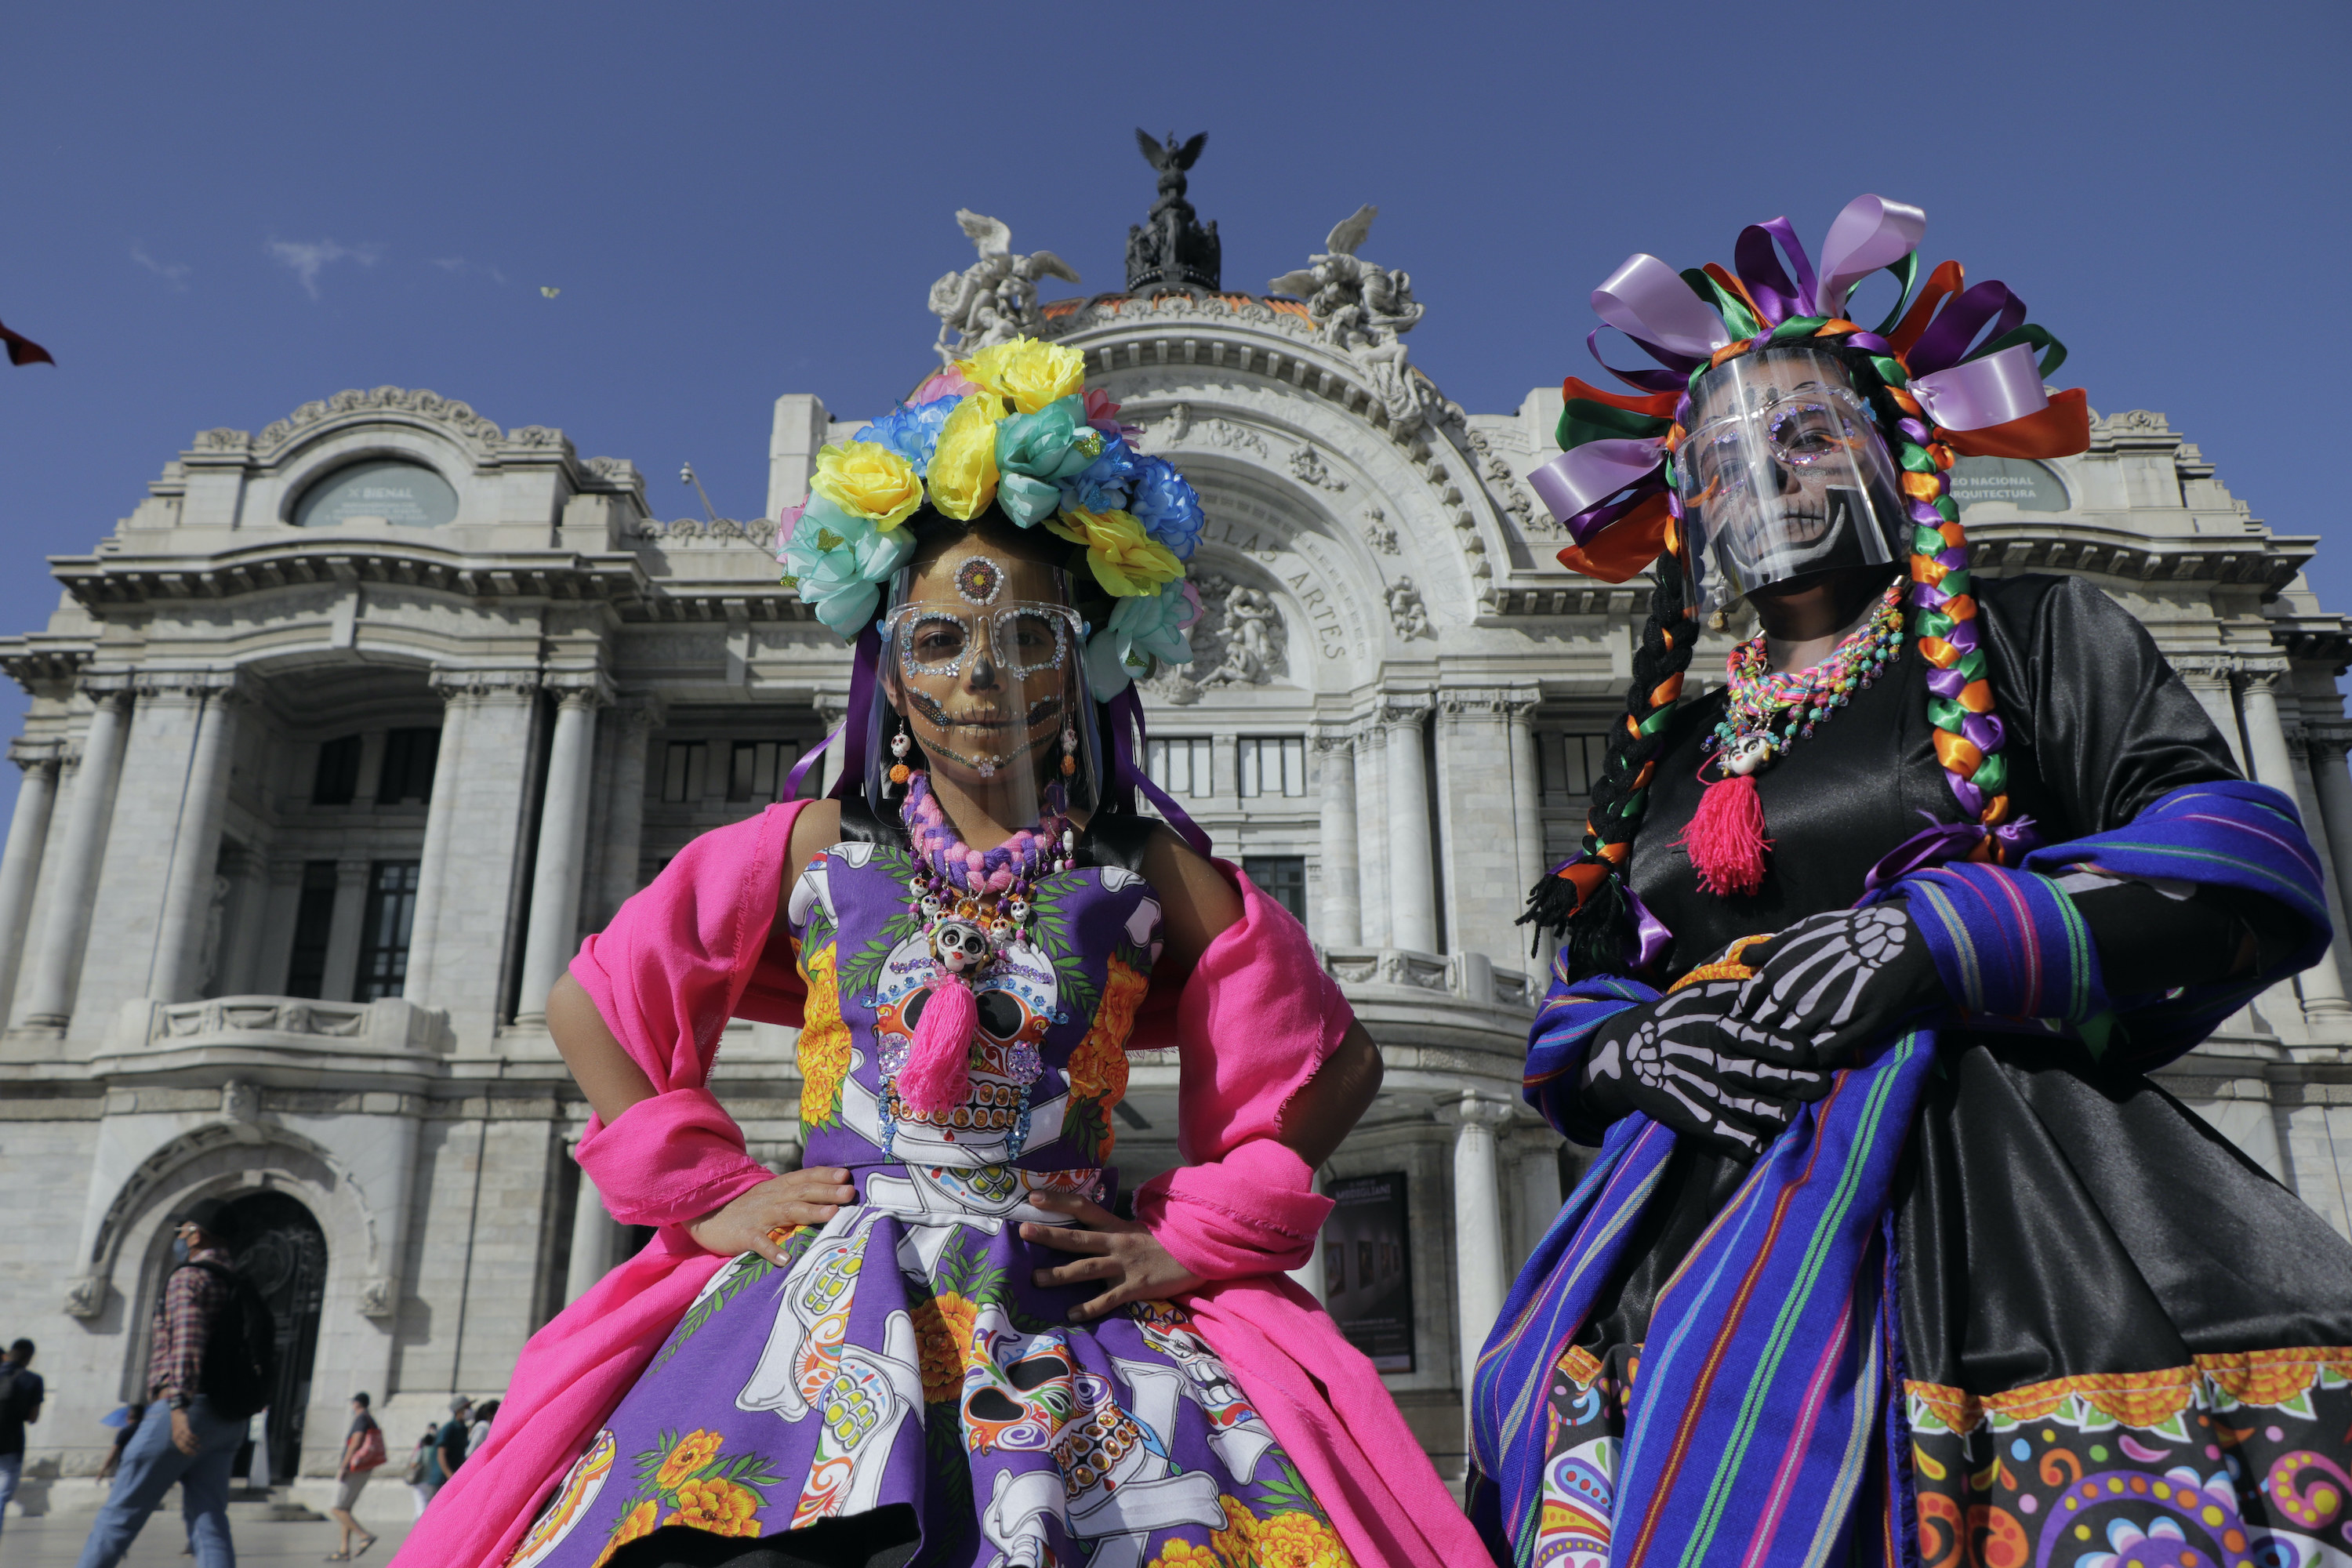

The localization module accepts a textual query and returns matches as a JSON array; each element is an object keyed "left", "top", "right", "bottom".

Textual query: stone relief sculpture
[
  {"left": 1269, "top": 205, "right": 1443, "bottom": 428},
  {"left": 927, "top": 210, "right": 1082, "bottom": 365},
  {"left": 1127, "top": 130, "right": 1221, "bottom": 292},
  {"left": 1289, "top": 445, "right": 1347, "bottom": 492},
  {"left": 1143, "top": 574, "right": 1287, "bottom": 706},
  {"left": 1386, "top": 576, "right": 1431, "bottom": 640}
]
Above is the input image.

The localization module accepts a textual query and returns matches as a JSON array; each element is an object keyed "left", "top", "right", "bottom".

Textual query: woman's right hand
[
  {"left": 684, "top": 1167, "right": 858, "bottom": 1264},
  {"left": 1580, "top": 981, "right": 1833, "bottom": 1156}
]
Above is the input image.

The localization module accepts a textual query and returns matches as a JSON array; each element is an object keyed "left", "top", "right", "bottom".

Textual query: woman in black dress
[{"left": 1469, "top": 196, "right": 2352, "bottom": 1568}]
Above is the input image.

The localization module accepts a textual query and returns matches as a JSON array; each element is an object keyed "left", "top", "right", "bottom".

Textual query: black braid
[{"left": 1519, "top": 554, "right": 1700, "bottom": 978}]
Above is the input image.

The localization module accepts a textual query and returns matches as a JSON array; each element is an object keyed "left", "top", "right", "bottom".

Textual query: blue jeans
[
  {"left": 0, "top": 1451, "right": 20, "bottom": 1539},
  {"left": 74, "top": 1399, "right": 241, "bottom": 1568}
]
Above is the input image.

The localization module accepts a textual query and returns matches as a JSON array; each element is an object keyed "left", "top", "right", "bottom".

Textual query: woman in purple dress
[{"left": 436, "top": 344, "right": 1485, "bottom": 1568}]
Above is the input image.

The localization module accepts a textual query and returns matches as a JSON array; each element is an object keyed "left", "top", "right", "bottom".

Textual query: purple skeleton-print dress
[{"left": 507, "top": 837, "right": 1354, "bottom": 1568}]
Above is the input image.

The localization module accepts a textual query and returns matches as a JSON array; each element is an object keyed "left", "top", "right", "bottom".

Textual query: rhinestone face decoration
[{"left": 955, "top": 556, "right": 1005, "bottom": 607}]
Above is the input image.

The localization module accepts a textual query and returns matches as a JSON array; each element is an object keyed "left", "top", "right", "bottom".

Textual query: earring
[
  {"left": 1060, "top": 722, "right": 1079, "bottom": 779},
  {"left": 887, "top": 717, "right": 913, "bottom": 797}
]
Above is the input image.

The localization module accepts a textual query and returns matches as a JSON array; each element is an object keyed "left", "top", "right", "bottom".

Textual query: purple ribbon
[
  {"left": 1104, "top": 687, "right": 1212, "bottom": 858},
  {"left": 1809, "top": 195, "right": 1926, "bottom": 319},
  {"left": 1733, "top": 219, "right": 1816, "bottom": 326},
  {"left": 1528, "top": 438, "right": 1669, "bottom": 530},
  {"left": 1585, "top": 328, "right": 1692, "bottom": 392},
  {"left": 1905, "top": 279, "right": 2026, "bottom": 376},
  {"left": 1623, "top": 887, "right": 1673, "bottom": 973},
  {"left": 1861, "top": 812, "right": 2043, "bottom": 894},
  {"left": 1910, "top": 343, "right": 2049, "bottom": 433},
  {"left": 1592, "top": 253, "right": 1731, "bottom": 362},
  {"left": 784, "top": 622, "right": 884, "bottom": 801}
]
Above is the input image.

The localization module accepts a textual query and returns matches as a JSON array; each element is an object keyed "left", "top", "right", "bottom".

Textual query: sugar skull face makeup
[
  {"left": 880, "top": 539, "right": 1087, "bottom": 802},
  {"left": 1675, "top": 347, "right": 1908, "bottom": 612}
]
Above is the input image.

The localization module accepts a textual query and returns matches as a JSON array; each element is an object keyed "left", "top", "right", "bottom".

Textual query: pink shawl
[{"left": 394, "top": 804, "right": 1483, "bottom": 1568}]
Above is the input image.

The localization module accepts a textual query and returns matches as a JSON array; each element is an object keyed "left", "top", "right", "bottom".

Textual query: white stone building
[{"left": 4, "top": 185, "right": 2352, "bottom": 1504}]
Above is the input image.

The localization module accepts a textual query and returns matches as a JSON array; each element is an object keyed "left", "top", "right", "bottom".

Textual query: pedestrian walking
[
  {"left": 0, "top": 1338, "right": 45, "bottom": 1543},
  {"left": 71, "top": 1198, "right": 276, "bottom": 1568},
  {"left": 423, "top": 1398, "right": 470, "bottom": 1495},
  {"left": 401, "top": 1427, "right": 437, "bottom": 1519},
  {"left": 325, "top": 1392, "right": 382, "bottom": 1560},
  {"left": 96, "top": 1403, "right": 145, "bottom": 1483}
]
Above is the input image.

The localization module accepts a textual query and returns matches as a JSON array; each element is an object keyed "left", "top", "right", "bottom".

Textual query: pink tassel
[
  {"left": 1677, "top": 773, "right": 1772, "bottom": 897},
  {"left": 898, "top": 975, "right": 978, "bottom": 1116}
]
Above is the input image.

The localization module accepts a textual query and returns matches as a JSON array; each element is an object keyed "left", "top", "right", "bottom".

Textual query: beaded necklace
[
  {"left": 889, "top": 771, "right": 1075, "bottom": 1120},
  {"left": 1708, "top": 577, "right": 1906, "bottom": 779},
  {"left": 898, "top": 769, "right": 1076, "bottom": 952}
]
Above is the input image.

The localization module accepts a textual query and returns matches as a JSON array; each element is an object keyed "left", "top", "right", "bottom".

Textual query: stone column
[
  {"left": 516, "top": 683, "right": 608, "bottom": 1025},
  {"left": 0, "top": 742, "right": 62, "bottom": 1018},
  {"left": 1316, "top": 731, "right": 1361, "bottom": 946},
  {"left": 151, "top": 681, "right": 241, "bottom": 1002},
  {"left": 564, "top": 1160, "right": 621, "bottom": 1305},
  {"left": 596, "top": 702, "right": 659, "bottom": 923},
  {"left": 1515, "top": 1135, "right": 1563, "bottom": 1272},
  {"left": 1440, "top": 1091, "right": 1515, "bottom": 1411},
  {"left": 2178, "top": 658, "right": 2249, "bottom": 771},
  {"left": 16, "top": 685, "right": 130, "bottom": 1029},
  {"left": 1384, "top": 698, "right": 1438, "bottom": 953},
  {"left": 815, "top": 695, "right": 849, "bottom": 798},
  {"left": 2287, "top": 729, "right": 2352, "bottom": 1018},
  {"left": 1354, "top": 723, "right": 1390, "bottom": 947},
  {"left": 401, "top": 682, "right": 472, "bottom": 1004},
  {"left": 318, "top": 857, "right": 372, "bottom": 1004},
  {"left": 2306, "top": 723, "right": 2352, "bottom": 930},
  {"left": 2238, "top": 669, "right": 2343, "bottom": 1023}
]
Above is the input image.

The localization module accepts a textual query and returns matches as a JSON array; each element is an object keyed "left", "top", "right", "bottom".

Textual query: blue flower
[
  {"left": 777, "top": 495, "right": 916, "bottom": 641},
  {"left": 1082, "top": 579, "right": 1196, "bottom": 697},
  {"left": 854, "top": 395, "right": 959, "bottom": 471},
  {"left": 1126, "top": 456, "right": 1205, "bottom": 561},
  {"left": 1062, "top": 434, "right": 1139, "bottom": 515}
]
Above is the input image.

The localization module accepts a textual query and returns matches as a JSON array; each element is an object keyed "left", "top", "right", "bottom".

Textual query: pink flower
[
  {"left": 914, "top": 368, "right": 982, "bottom": 404},
  {"left": 1177, "top": 581, "right": 1203, "bottom": 631},
  {"left": 1083, "top": 387, "right": 1124, "bottom": 435}
]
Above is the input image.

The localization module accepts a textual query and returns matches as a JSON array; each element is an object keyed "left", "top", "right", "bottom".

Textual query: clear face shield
[
  {"left": 1672, "top": 347, "right": 1908, "bottom": 613},
  {"left": 873, "top": 548, "right": 1102, "bottom": 815}
]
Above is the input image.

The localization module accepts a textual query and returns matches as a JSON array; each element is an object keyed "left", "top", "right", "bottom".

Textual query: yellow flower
[
  {"left": 1250, "top": 1511, "right": 1357, "bottom": 1568},
  {"left": 1146, "top": 1541, "right": 1224, "bottom": 1568},
  {"left": 591, "top": 1500, "right": 660, "bottom": 1568},
  {"left": 809, "top": 442, "right": 924, "bottom": 531},
  {"left": 653, "top": 1429, "right": 724, "bottom": 1491},
  {"left": 960, "top": 337, "right": 1086, "bottom": 414},
  {"left": 665, "top": 1475, "right": 761, "bottom": 1535},
  {"left": 926, "top": 394, "right": 1007, "bottom": 521},
  {"left": 1044, "top": 507, "right": 1183, "bottom": 597},
  {"left": 1210, "top": 1495, "right": 1259, "bottom": 1565},
  {"left": 796, "top": 946, "right": 851, "bottom": 1130},
  {"left": 909, "top": 1290, "right": 980, "bottom": 1404},
  {"left": 1065, "top": 955, "right": 1150, "bottom": 1150}
]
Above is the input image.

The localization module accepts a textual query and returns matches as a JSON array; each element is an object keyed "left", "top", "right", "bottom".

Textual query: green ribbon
[
  {"left": 1869, "top": 354, "right": 1910, "bottom": 388},
  {"left": 1911, "top": 524, "right": 1948, "bottom": 554},
  {"left": 1682, "top": 268, "right": 1760, "bottom": 341},
  {"left": 1559, "top": 398, "right": 1672, "bottom": 453},
  {"left": 1867, "top": 253, "right": 1922, "bottom": 337},
  {"left": 1899, "top": 445, "right": 1937, "bottom": 475},
  {"left": 1915, "top": 607, "right": 1957, "bottom": 640},
  {"left": 1973, "top": 752, "right": 2009, "bottom": 794},
  {"left": 1771, "top": 315, "right": 1828, "bottom": 340},
  {"left": 1955, "top": 648, "right": 1987, "bottom": 683},
  {"left": 1939, "top": 569, "right": 1973, "bottom": 600}
]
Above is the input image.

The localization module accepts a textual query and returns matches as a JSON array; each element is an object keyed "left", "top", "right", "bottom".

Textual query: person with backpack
[
  {"left": 74, "top": 1197, "right": 276, "bottom": 1568},
  {"left": 0, "top": 1338, "right": 45, "bottom": 1543},
  {"left": 402, "top": 1428, "right": 437, "bottom": 1519},
  {"left": 325, "top": 1392, "right": 383, "bottom": 1560}
]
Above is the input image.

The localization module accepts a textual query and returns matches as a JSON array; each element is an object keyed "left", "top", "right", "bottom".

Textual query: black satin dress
[{"left": 1556, "top": 574, "right": 2352, "bottom": 1559}]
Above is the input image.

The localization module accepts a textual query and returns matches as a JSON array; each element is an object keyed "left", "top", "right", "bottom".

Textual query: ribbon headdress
[
  {"left": 1530, "top": 194, "right": 2088, "bottom": 584},
  {"left": 1522, "top": 195, "right": 2094, "bottom": 975}
]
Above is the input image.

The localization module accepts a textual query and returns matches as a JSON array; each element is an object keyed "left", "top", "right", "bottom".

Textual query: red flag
[{"left": 0, "top": 319, "right": 54, "bottom": 367}]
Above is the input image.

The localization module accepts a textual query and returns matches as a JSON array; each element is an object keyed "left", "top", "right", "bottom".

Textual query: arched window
[{"left": 292, "top": 459, "right": 459, "bottom": 528}]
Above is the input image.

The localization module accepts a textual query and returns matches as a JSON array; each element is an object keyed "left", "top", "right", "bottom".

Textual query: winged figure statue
[{"left": 927, "top": 209, "right": 1082, "bottom": 365}]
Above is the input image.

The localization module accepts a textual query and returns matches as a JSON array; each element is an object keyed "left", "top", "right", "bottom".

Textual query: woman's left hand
[{"left": 1022, "top": 1193, "right": 1204, "bottom": 1323}]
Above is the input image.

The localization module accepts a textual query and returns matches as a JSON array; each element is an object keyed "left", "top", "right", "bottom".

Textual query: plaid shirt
[{"left": 148, "top": 1246, "right": 233, "bottom": 1405}]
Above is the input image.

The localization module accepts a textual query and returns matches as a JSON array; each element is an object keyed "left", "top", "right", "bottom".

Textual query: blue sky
[{"left": 0, "top": 2, "right": 2345, "bottom": 817}]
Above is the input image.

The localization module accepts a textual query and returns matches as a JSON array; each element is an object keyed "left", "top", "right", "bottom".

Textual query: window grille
[{"left": 1238, "top": 737, "right": 1307, "bottom": 798}]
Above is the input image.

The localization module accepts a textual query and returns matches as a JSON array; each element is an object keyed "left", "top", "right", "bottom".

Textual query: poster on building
[{"left": 1322, "top": 1171, "right": 1414, "bottom": 1373}]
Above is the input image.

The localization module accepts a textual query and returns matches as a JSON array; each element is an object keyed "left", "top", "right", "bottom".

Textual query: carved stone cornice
[
  {"left": 129, "top": 670, "right": 242, "bottom": 704},
  {"left": 430, "top": 668, "right": 543, "bottom": 704},
  {"left": 546, "top": 671, "right": 618, "bottom": 711},
  {"left": 1378, "top": 694, "right": 1434, "bottom": 730},
  {"left": 7, "top": 739, "right": 61, "bottom": 775},
  {"left": 49, "top": 538, "right": 653, "bottom": 614}
]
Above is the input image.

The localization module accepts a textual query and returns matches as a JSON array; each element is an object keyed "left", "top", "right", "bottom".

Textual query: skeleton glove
[
  {"left": 1579, "top": 980, "right": 1836, "bottom": 1156},
  {"left": 1715, "top": 903, "right": 1944, "bottom": 1069}
]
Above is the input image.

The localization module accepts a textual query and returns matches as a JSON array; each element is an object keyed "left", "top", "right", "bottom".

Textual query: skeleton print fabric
[
  {"left": 510, "top": 842, "right": 1354, "bottom": 1568},
  {"left": 1580, "top": 981, "right": 1831, "bottom": 1156}
]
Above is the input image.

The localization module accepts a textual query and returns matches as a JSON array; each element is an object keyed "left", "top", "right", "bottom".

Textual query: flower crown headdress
[
  {"left": 1523, "top": 194, "right": 2096, "bottom": 977},
  {"left": 774, "top": 336, "right": 1204, "bottom": 699}
]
